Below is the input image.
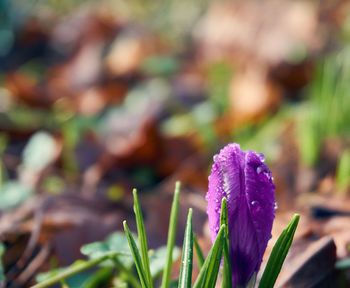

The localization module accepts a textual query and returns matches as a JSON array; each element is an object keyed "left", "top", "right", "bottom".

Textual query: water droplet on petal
[
  {"left": 257, "top": 153, "right": 265, "bottom": 162},
  {"left": 274, "top": 202, "right": 279, "bottom": 211},
  {"left": 213, "top": 154, "right": 219, "bottom": 162},
  {"left": 256, "top": 166, "right": 264, "bottom": 174},
  {"left": 251, "top": 200, "right": 258, "bottom": 206}
]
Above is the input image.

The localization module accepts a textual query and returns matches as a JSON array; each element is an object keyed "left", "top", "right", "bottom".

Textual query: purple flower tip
[{"left": 206, "top": 143, "right": 276, "bottom": 287}]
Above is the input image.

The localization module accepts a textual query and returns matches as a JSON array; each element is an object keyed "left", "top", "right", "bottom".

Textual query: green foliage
[
  {"left": 123, "top": 221, "right": 149, "bottom": 288},
  {"left": 0, "top": 181, "right": 33, "bottom": 211},
  {"left": 34, "top": 256, "right": 120, "bottom": 288},
  {"left": 40, "top": 176, "right": 65, "bottom": 195},
  {"left": 207, "top": 61, "right": 233, "bottom": 115},
  {"left": 21, "top": 131, "right": 57, "bottom": 173},
  {"left": 81, "top": 232, "right": 134, "bottom": 267},
  {"left": 133, "top": 189, "right": 153, "bottom": 288},
  {"left": 0, "top": 107, "right": 58, "bottom": 132},
  {"left": 149, "top": 246, "right": 180, "bottom": 278},
  {"left": 336, "top": 149, "right": 350, "bottom": 192},
  {"left": 299, "top": 50, "right": 350, "bottom": 166},
  {"left": 178, "top": 209, "right": 193, "bottom": 288},
  {"left": 0, "top": 242, "right": 5, "bottom": 286},
  {"left": 259, "top": 214, "right": 300, "bottom": 288},
  {"left": 193, "top": 235, "right": 204, "bottom": 269},
  {"left": 162, "top": 181, "right": 181, "bottom": 288},
  {"left": 122, "top": 183, "right": 225, "bottom": 288},
  {"left": 0, "top": 131, "right": 59, "bottom": 210},
  {"left": 336, "top": 258, "right": 350, "bottom": 270},
  {"left": 33, "top": 231, "right": 179, "bottom": 288},
  {"left": 31, "top": 182, "right": 299, "bottom": 288},
  {"left": 235, "top": 110, "right": 287, "bottom": 163},
  {"left": 220, "top": 198, "right": 232, "bottom": 288},
  {"left": 141, "top": 55, "right": 179, "bottom": 76},
  {"left": 0, "top": 134, "right": 8, "bottom": 186},
  {"left": 83, "top": 267, "right": 114, "bottom": 288},
  {"left": 192, "top": 225, "right": 225, "bottom": 288}
]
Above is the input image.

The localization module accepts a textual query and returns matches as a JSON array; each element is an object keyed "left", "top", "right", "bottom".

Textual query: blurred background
[{"left": 0, "top": 0, "right": 349, "bottom": 287}]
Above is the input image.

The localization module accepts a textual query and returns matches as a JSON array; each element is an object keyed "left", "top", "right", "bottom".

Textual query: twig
[{"left": 16, "top": 244, "right": 51, "bottom": 285}]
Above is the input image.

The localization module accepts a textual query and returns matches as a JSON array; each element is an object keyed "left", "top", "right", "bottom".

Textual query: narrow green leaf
[
  {"left": 193, "top": 224, "right": 225, "bottom": 288},
  {"left": 123, "top": 221, "right": 148, "bottom": 288},
  {"left": 222, "top": 241, "right": 231, "bottom": 288},
  {"left": 133, "top": 189, "right": 153, "bottom": 288},
  {"left": 220, "top": 198, "right": 232, "bottom": 288},
  {"left": 259, "top": 214, "right": 300, "bottom": 288},
  {"left": 0, "top": 242, "right": 5, "bottom": 285},
  {"left": 193, "top": 234, "right": 204, "bottom": 269},
  {"left": 220, "top": 198, "right": 228, "bottom": 228},
  {"left": 161, "top": 181, "right": 181, "bottom": 288},
  {"left": 178, "top": 209, "right": 193, "bottom": 288}
]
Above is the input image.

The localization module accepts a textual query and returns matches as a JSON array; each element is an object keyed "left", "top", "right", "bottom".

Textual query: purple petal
[{"left": 206, "top": 143, "right": 275, "bottom": 287}]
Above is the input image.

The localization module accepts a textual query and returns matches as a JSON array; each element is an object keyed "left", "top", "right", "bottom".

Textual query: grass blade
[
  {"left": 123, "top": 221, "right": 148, "bottom": 288},
  {"left": 220, "top": 198, "right": 232, "bottom": 288},
  {"left": 258, "top": 214, "right": 300, "bottom": 288},
  {"left": 161, "top": 181, "right": 181, "bottom": 288},
  {"left": 193, "top": 234, "right": 204, "bottom": 269},
  {"left": 193, "top": 224, "right": 225, "bottom": 288},
  {"left": 178, "top": 209, "right": 193, "bottom": 288},
  {"left": 133, "top": 189, "right": 153, "bottom": 288}
]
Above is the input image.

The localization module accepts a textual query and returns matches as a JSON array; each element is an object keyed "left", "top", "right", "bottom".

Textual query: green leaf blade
[
  {"left": 161, "top": 181, "right": 181, "bottom": 288},
  {"left": 133, "top": 189, "right": 153, "bottom": 288},
  {"left": 193, "top": 224, "right": 225, "bottom": 288},
  {"left": 193, "top": 234, "right": 204, "bottom": 269},
  {"left": 178, "top": 208, "right": 193, "bottom": 288},
  {"left": 220, "top": 198, "right": 232, "bottom": 288},
  {"left": 123, "top": 221, "right": 148, "bottom": 288},
  {"left": 258, "top": 214, "right": 300, "bottom": 288}
]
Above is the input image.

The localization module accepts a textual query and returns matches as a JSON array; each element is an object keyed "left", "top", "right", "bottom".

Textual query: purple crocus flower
[{"left": 206, "top": 143, "right": 275, "bottom": 287}]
